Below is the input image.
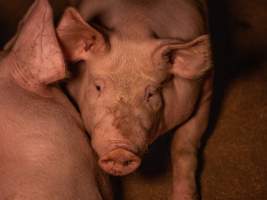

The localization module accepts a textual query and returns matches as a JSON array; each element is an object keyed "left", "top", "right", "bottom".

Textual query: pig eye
[
  {"left": 95, "top": 84, "right": 101, "bottom": 91},
  {"left": 162, "top": 49, "right": 175, "bottom": 65},
  {"left": 147, "top": 92, "right": 154, "bottom": 99},
  {"left": 145, "top": 86, "right": 158, "bottom": 102},
  {"left": 146, "top": 91, "right": 157, "bottom": 102},
  {"left": 94, "top": 79, "right": 104, "bottom": 93},
  {"left": 145, "top": 86, "right": 162, "bottom": 111}
]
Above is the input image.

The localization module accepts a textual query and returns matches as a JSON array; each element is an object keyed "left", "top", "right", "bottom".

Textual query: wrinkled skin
[
  {"left": 0, "top": 0, "right": 112, "bottom": 199},
  {"left": 57, "top": 0, "right": 213, "bottom": 199}
]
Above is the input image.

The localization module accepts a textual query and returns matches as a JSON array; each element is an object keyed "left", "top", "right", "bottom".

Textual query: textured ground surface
[
  {"left": 201, "top": 62, "right": 267, "bottom": 200},
  {"left": 1, "top": 0, "right": 266, "bottom": 199}
]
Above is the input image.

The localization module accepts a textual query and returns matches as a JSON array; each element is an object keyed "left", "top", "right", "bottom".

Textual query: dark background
[{"left": 0, "top": 0, "right": 266, "bottom": 199}]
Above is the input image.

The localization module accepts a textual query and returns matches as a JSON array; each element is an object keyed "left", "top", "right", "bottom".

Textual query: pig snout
[
  {"left": 91, "top": 130, "right": 144, "bottom": 176},
  {"left": 89, "top": 113, "right": 149, "bottom": 176},
  {"left": 99, "top": 148, "right": 141, "bottom": 176}
]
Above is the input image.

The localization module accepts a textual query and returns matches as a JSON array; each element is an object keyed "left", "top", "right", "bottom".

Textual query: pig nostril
[
  {"left": 123, "top": 160, "right": 132, "bottom": 166},
  {"left": 99, "top": 148, "right": 141, "bottom": 176},
  {"left": 102, "top": 159, "right": 114, "bottom": 165}
]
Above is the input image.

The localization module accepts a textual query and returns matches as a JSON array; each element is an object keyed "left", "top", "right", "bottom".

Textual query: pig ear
[
  {"left": 162, "top": 35, "right": 212, "bottom": 79},
  {"left": 57, "top": 7, "right": 106, "bottom": 62},
  {"left": 10, "top": 0, "right": 66, "bottom": 90}
]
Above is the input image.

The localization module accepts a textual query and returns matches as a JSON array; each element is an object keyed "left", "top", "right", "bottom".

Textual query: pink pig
[
  {"left": 57, "top": 0, "right": 213, "bottom": 199},
  {"left": 0, "top": 0, "right": 111, "bottom": 199}
]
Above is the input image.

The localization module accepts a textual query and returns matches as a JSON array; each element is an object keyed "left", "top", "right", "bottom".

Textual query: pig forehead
[{"left": 94, "top": 39, "right": 166, "bottom": 84}]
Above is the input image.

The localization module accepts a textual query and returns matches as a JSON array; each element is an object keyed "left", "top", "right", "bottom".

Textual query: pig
[
  {"left": 57, "top": 0, "right": 213, "bottom": 199},
  {"left": 0, "top": 0, "right": 112, "bottom": 199}
]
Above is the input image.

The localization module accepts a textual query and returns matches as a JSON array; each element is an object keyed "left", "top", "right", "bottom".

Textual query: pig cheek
[
  {"left": 81, "top": 90, "right": 103, "bottom": 134},
  {"left": 135, "top": 104, "right": 152, "bottom": 130},
  {"left": 80, "top": 104, "right": 96, "bottom": 135},
  {"left": 139, "top": 107, "right": 162, "bottom": 144}
]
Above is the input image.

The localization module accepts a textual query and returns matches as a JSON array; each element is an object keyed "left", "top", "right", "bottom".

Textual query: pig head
[{"left": 57, "top": 0, "right": 212, "bottom": 179}]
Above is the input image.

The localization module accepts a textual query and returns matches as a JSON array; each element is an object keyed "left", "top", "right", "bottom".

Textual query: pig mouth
[{"left": 98, "top": 147, "right": 141, "bottom": 176}]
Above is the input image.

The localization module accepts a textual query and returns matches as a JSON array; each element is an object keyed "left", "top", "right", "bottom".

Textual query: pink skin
[
  {"left": 57, "top": 1, "right": 213, "bottom": 199},
  {"left": 0, "top": 1, "right": 112, "bottom": 200}
]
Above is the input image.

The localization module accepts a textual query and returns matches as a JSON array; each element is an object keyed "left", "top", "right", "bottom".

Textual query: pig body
[
  {"left": 57, "top": 0, "right": 213, "bottom": 199},
  {"left": 0, "top": 0, "right": 111, "bottom": 199},
  {"left": 0, "top": 73, "right": 109, "bottom": 200}
]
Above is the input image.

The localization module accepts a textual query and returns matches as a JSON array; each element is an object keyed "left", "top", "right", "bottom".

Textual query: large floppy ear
[
  {"left": 156, "top": 35, "right": 212, "bottom": 79},
  {"left": 57, "top": 7, "right": 107, "bottom": 62},
  {"left": 10, "top": 0, "right": 66, "bottom": 91}
]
